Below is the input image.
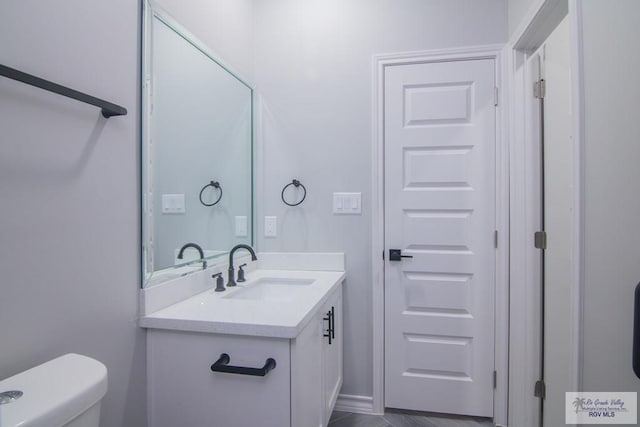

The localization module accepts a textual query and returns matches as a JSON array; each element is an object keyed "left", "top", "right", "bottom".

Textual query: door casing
[
  {"left": 371, "top": 45, "right": 509, "bottom": 425},
  {"left": 506, "top": 1, "right": 585, "bottom": 426}
]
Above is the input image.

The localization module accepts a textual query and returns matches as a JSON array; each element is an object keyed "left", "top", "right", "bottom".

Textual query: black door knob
[{"left": 389, "top": 249, "right": 413, "bottom": 261}]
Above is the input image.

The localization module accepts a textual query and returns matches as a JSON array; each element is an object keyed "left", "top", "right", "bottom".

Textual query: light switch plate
[
  {"left": 235, "top": 216, "right": 248, "bottom": 237},
  {"left": 161, "top": 194, "right": 185, "bottom": 214},
  {"left": 264, "top": 216, "right": 277, "bottom": 237},
  {"left": 333, "top": 192, "right": 361, "bottom": 215}
]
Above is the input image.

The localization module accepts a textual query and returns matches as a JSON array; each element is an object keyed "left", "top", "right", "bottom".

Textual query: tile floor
[{"left": 328, "top": 410, "right": 494, "bottom": 427}]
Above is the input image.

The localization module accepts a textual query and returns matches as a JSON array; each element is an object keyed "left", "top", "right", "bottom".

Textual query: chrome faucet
[
  {"left": 177, "top": 243, "right": 207, "bottom": 269},
  {"left": 227, "top": 244, "right": 257, "bottom": 287}
]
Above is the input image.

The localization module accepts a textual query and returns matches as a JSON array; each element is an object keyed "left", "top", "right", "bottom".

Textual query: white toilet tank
[{"left": 0, "top": 353, "right": 108, "bottom": 427}]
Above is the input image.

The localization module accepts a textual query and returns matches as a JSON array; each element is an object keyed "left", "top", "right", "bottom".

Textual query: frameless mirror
[{"left": 142, "top": 2, "right": 253, "bottom": 287}]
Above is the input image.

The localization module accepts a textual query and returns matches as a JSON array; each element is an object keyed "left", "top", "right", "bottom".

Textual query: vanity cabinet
[
  {"left": 291, "top": 285, "right": 343, "bottom": 427},
  {"left": 148, "top": 332, "right": 291, "bottom": 427},
  {"left": 321, "top": 286, "right": 343, "bottom": 423},
  {"left": 147, "top": 284, "right": 343, "bottom": 427}
]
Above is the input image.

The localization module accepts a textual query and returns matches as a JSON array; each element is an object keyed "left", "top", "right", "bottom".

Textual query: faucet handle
[
  {"left": 212, "top": 273, "right": 225, "bottom": 292},
  {"left": 237, "top": 264, "right": 247, "bottom": 282}
]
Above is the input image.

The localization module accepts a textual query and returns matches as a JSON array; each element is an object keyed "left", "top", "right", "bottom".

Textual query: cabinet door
[
  {"left": 291, "top": 312, "right": 323, "bottom": 427},
  {"left": 148, "top": 330, "right": 290, "bottom": 427},
  {"left": 322, "top": 285, "right": 343, "bottom": 424}
]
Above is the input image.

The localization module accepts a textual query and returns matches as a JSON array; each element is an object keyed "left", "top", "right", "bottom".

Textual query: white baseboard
[{"left": 334, "top": 394, "right": 376, "bottom": 415}]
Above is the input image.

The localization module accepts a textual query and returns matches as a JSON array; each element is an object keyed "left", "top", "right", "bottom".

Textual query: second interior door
[{"left": 384, "top": 58, "right": 497, "bottom": 417}]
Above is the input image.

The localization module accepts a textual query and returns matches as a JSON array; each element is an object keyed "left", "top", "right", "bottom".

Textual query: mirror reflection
[{"left": 142, "top": 5, "right": 253, "bottom": 287}]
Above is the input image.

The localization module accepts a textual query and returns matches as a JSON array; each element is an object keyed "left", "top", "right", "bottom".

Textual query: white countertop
[{"left": 140, "top": 269, "right": 345, "bottom": 338}]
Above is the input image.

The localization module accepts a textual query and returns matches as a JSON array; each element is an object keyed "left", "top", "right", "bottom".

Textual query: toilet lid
[{"left": 0, "top": 353, "right": 107, "bottom": 427}]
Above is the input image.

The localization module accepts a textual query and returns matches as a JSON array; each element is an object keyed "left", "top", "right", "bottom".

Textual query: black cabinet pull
[
  {"left": 330, "top": 306, "right": 336, "bottom": 340},
  {"left": 634, "top": 283, "right": 640, "bottom": 379},
  {"left": 324, "top": 309, "right": 333, "bottom": 345},
  {"left": 324, "top": 306, "right": 336, "bottom": 344},
  {"left": 210, "top": 353, "right": 276, "bottom": 377}
]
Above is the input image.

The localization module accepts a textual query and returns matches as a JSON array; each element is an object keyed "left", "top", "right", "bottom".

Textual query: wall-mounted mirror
[{"left": 142, "top": 2, "right": 253, "bottom": 287}]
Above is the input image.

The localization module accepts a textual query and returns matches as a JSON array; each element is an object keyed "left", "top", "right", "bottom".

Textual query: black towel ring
[
  {"left": 281, "top": 179, "right": 306, "bottom": 206},
  {"left": 199, "top": 181, "right": 222, "bottom": 206}
]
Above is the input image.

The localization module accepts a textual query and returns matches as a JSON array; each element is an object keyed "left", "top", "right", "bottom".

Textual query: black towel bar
[{"left": 0, "top": 64, "right": 127, "bottom": 118}]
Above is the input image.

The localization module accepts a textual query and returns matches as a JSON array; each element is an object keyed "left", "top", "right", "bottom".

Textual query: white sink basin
[
  {"left": 225, "top": 277, "right": 315, "bottom": 302},
  {"left": 140, "top": 268, "right": 346, "bottom": 338}
]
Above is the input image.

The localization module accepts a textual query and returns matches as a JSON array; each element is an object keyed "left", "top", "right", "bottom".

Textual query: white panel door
[{"left": 384, "top": 59, "right": 496, "bottom": 417}]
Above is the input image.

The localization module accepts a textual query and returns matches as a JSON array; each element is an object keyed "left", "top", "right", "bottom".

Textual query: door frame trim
[
  {"left": 371, "top": 45, "right": 509, "bottom": 425},
  {"left": 507, "top": 1, "right": 585, "bottom": 425}
]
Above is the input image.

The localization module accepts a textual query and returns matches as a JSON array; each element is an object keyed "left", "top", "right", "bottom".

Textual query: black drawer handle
[{"left": 210, "top": 353, "right": 276, "bottom": 377}]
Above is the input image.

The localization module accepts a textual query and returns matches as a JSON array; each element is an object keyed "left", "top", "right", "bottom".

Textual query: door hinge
[
  {"left": 493, "top": 370, "right": 497, "bottom": 389},
  {"left": 534, "top": 231, "right": 547, "bottom": 249},
  {"left": 494, "top": 87, "right": 499, "bottom": 106},
  {"left": 534, "top": 380, "right": 546, "bottom": 399},
  {"left": 533, "top": 79, "right": 546, "bottom": 99},
  {"left": 494, "top": 230, "right": 498, "bottom": 249},
  {"left": 382, "top": 250, "right": 385, "bottom": 260}
]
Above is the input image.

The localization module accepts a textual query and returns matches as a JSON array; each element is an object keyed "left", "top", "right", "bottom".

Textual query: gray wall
[
  {"left": 508, "top": 0, "right": 538, "bottom": 38},
  {"left": 0, "top": 1, "right": 254, "bottom": 426},
  {"left": 0, "top": 1, "right": 144, "bottom": 426},
  {"left": 252, "top": 0, "right": 507, "bottom": 398},
  {"left": 580, "top": 0, "right": 640, "bottom": 392}
]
